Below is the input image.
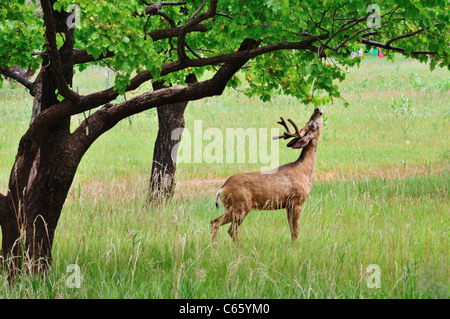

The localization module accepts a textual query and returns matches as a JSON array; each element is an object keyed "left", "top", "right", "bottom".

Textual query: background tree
[
  {"left": 148, "top": 73, "right": 197, "bottom": 203},
  {"left": 0, "top": 0, "right": 448, "bottom": 275}
]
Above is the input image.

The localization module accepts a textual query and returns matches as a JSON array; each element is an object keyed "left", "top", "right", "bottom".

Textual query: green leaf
[
  {"left": 91, "top": 32, "right": 99, "bottom": 41},
  {"left": 53, "top": 1, "right": 64, "bottom": 12}
]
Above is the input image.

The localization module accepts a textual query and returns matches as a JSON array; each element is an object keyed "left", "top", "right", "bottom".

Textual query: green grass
[
  {"left": 0, "top": 55, "right": 449, "bottom": 298},
  {"left": 0, "top": 174, "right": 448, "bottom": 298}
]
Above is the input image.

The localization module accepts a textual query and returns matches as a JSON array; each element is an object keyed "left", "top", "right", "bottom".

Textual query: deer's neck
[{"left": 294, "top": 138, "right": 319, "bottom": 180}]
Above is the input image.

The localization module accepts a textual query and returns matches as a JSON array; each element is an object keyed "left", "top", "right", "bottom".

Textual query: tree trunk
[
  {"left": 0, "top": 6, "right": 77, "bottom": 274},
  {"left": 27, "top": 73, "right": 42, "bottom": 192},
  {"left": 148, "top": 74, "right": 197, "bottom": 203},
  {"left": 0, "top": 195, "right": 20, "bottom": 274},
  {"left": 1, "top": 134, "right": 80, "bottom": 274},
  {"left": 23, "top": 131, "right": 80, "bottom": 271}
]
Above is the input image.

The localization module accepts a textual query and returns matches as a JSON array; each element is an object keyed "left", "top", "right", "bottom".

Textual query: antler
[{"left": 272, "top": 117, "right": 302, "bottom": 140}]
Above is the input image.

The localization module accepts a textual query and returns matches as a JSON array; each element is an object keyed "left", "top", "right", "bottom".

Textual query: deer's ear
[
  {"left": 286, "top": 137, "right": 301, "bottom": 148},
  {"left": 289, "top": 135, "right": 310, "bottom": 149}
]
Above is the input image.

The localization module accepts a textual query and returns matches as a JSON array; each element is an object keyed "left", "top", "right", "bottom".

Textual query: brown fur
[{"left": 211, "top": 108, "right": 324, "bottom": 242}]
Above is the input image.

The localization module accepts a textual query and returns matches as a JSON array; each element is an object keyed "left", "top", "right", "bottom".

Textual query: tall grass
[
  {"left": 0, "top": 55, "right": 448, "bottom": 298},
  {"left": 0, "top": 174, "right": 448, "bottom": 298}
]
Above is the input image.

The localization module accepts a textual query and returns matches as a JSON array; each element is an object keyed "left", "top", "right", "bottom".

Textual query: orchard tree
[{"left": 0, "top": 0, "right": 448, "bottom": 275}]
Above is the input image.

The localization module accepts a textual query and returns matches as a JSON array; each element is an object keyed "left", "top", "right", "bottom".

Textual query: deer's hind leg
[
  {"left": 211, "top": 211, "right": 234, "bottom": 242},
  {"left": 212, "top": 191, "right": 252, "bottom": 242},
  {"left": 227, "top": 202, "right": 252, "bottom": 241},
  {"left": 211, "top": 206, "right": 250, "bottom": 242},
  {"left": 227, "top": 212, "right": 243, "bottom": 241}
]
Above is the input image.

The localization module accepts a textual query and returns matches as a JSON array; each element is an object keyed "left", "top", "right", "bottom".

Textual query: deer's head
[{"left": 273, "top": 107, "right": 323, "bottom": 149}]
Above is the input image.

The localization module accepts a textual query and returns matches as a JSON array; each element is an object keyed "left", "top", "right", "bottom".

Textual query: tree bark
[
  {"left": 27, "top": 74, "right": 42, "bottom": 192},
  {"left": 0, "top": 193, "right": 19, "bottom": 274},
  {"left": 2, "top": 65, "right": 36, "bottom": 83},
  {"left": 23, "top": 132, "right": 80, "bottom": 271},
  {"left": 0, "top": 4, "right": 76, "bottom": 274},
  {"left": 148, "top": 74, "right": 198, "bottom": 203}
]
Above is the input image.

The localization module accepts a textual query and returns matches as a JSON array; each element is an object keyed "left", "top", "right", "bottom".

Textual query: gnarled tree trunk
[
  {"left": 0, "top": 5, "right": 77, "bottom": 275},
  {"left": 148, "top": 74, "right": 197, "bottom": 203}
]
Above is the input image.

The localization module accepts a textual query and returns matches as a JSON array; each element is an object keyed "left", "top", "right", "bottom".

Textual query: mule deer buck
[{"left": 211, "top": 107, "right": 324, "bottom": 242}]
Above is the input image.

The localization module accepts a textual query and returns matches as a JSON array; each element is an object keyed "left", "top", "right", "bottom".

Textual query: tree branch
[
  {"left": 361, "top": 38, "right": 437, "bottom": 55},
  {"left": 18, "top": 33, "right": 327, "bottom": 163},
  {"left": 159, "top": 1, "right": 187, "bottom": 5},
  {"left": 331, "top": 25, "right": 381, "bottom": 52},
  {"left": 132, "top": 2, "right": 162, "bottom": 17},
  {"left": 148, "top": 23, "right": 210, "bottom": 41},
  {"left": 73, "top": 24, "right": 209, "bottom": 65},
  {"left": 71, "top": 38, "right": 261, "bottom": 155},
  {"left": 72, "top": 49, "right": 115, "bottom": 65},
  {"left": 133, "top": 1, "right": 187, "bottom": 17},
  {"left": 177, "top": 0, "right": 218, "bottom": 62},
  {"left": 0, "top": 67, "right": 35, "bottom": 94},
  {"left": 24, "top": 69, "right": 154, "bottom": 145},
  {"left": 34, "top": 33, "right": 328, "bottom": 133},
  {"left": 164, "top": 33, "right": 329, "bottom": 75},
  {"left": 40, "top": 0, "right": 81, "bottom": 104},
  {"left": 324, "top": 16, "right": 368, "bottom": 47},
  {"left": 384, "top": 25, "right": 436, "bottom": 47},
  {"left": 189, "top": 0, "right": 206, "bottom": 21}
]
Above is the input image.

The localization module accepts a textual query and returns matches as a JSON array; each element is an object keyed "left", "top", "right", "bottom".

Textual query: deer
[{"left": 211, "top": 107, "right": 324, "bottom": 242}]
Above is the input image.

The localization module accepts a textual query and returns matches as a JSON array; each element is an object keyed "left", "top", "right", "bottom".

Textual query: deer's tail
[{"left": 215, "top": 188, "right": 223, "bottom": 208}]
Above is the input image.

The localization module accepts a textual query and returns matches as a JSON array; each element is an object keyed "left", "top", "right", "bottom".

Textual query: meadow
[{"left": 0, "top": 55, "right": 448, "bottom": 298}]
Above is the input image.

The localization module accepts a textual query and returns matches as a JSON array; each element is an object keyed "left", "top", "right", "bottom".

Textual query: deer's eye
[{"left": 310, "top": 123, "right": 315, "bottom": 129}]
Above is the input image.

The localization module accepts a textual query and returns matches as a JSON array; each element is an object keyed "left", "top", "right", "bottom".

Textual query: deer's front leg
[
  {"left": 286, "top": 195, "right": 303, "bottom": 242},
  {"left": 291, "top": 205, "right": 302, "bottom": 241}
]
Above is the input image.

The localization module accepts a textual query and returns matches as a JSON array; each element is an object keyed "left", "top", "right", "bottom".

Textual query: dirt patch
[
  {"left": 68, "top": 165, "right": 448, "bottom": 202},
  {"left": 175, "top": 164, "right": 448, "bottom": 198},
  {"left": 175, "top": 178, "right": 227, "bottom": 198}
]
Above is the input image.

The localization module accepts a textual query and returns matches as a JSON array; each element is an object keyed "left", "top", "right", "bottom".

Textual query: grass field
[{"left": 0, "top": 55, "right": 448, "bottom": 298}]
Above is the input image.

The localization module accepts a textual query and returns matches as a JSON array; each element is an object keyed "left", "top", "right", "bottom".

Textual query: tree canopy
[{"left": 1, "top": 0, "right": 448, "bottom": 106}]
